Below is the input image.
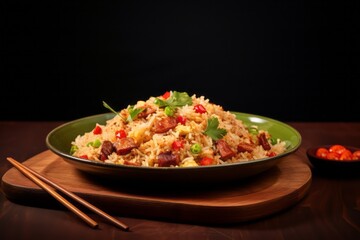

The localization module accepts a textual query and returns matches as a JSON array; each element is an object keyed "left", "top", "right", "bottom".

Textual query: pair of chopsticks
[{"left": 6, "top": 157, "right": 129, "bottom": 231}]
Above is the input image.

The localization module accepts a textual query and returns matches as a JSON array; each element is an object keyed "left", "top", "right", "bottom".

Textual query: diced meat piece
[
  {"left": 157, "top": 151, "right": 180, "bottom": 167},
  {"left": 137, "top": 105, "right": 156, "bottom": 118},
  {"left": 100, "top": 140, "right": 114, "bottom": 160},
  {"left": 216, "top": 139, "right": 236, "bottom": 160},
  {"left": 258, "top": 132, "right": 271, "bottom": 151},
  {"left": 237, "top": 142, "right": 256, "bottom": 153},
  {"left": 153, "top": 117, "right": 177, "bottom": 133},
  {"left": 113, "top": 137, "right": 138, "bottom": 155}
]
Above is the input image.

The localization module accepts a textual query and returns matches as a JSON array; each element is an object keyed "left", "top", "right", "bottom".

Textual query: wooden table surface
[{"left": 1, "top": 121, "right": 360, "bottom": 240}]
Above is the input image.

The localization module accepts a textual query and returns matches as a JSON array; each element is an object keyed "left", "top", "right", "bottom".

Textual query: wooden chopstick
[
  {"left": 6, "top": 157, "right": 129, "bottom": 231},
  {"left": 6, "top": 157, "right": 98, "bottom": 228}
]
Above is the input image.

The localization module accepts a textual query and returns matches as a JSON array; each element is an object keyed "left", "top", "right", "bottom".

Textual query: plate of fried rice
[{"left": 46, "top": 91, "right": 301, "bottom": 183}]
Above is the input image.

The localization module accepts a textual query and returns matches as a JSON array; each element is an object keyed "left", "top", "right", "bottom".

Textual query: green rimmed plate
[{"left": 46, "top": 112, "right": 301, "bottom": 183}]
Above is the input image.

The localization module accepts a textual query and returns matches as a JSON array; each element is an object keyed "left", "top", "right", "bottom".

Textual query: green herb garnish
[
  {"left": 103, "top": 101, "right": 143, "bottom": 122},
  {"left": 204, "top": 117, "right": 227, "bottom": 141},
  {"left": 154, "top": 91, "right": 193, "bottom": 108},
  {"left": 103, "top": 101, "right": 121, "bottom": 117},
  {"left": 127, "top": 105, "right": 144, "bottom": 122}
]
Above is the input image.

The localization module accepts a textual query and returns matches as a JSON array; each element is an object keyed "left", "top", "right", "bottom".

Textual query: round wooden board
[{"left": 1, "top": 150, "right": 312, "bottom": 224}]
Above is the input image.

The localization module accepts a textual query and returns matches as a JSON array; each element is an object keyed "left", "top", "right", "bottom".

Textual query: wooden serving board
[{"left": 1, "top": 150, "right": 312, "bottom": 224}]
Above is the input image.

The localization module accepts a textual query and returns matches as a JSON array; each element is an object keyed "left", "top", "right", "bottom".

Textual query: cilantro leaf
[
  {"left": 127, "top": 105, "right": 144, "bottom": 122},
  {"left": 204, "top": 117, "right": 227, "bottom": 141},
  {"left": 102, "top": 101, "right": 143, "bottom": 122},
  {"left": 154, "top": 91, "right": 192, "bottom": 108},
  {"left": 167, "top": 91, "right": 193, "bottom": 107}
]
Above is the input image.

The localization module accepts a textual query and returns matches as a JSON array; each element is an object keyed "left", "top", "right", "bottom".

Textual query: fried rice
[{"left": 70, "top": 91, "right": 287, "bottom": 167}]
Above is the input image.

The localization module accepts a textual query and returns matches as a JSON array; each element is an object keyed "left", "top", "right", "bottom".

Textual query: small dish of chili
[{"left": 306, "top": 144, "right": 360, "bottom": 174}]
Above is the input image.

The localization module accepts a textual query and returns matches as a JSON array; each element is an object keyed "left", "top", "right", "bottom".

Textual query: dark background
[{"left": 2, "top": 1, "right": 359, "bottom": 122}]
